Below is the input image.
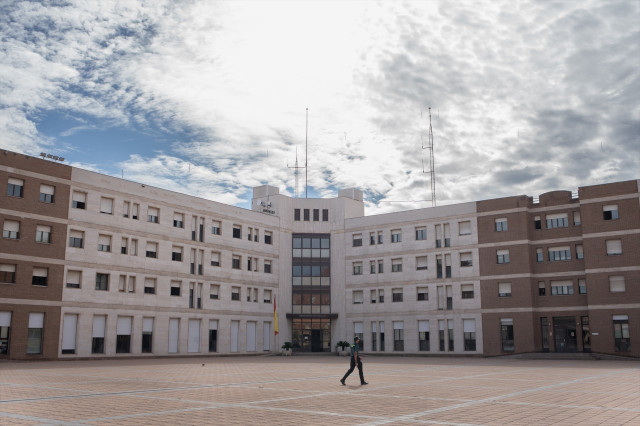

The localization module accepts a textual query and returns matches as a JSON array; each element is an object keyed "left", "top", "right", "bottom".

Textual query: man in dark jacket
[{"left": 340, "top": 336, "right": 368, "bottom": 385}]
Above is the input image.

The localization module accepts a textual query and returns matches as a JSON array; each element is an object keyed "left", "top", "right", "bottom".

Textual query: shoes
[
  {"left": 340, "top": 379, "right": 345, "bottom": 385},
  {"left": 361, "top": 381, "right": 368, "bottom": 385}
]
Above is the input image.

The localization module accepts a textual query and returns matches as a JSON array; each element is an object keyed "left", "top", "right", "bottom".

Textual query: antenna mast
[
  {"left": 287, "top": 109, "right": 308, "bottom": 198},
  {"left": 287, "top": 147, "right": 303, "bottom": 198},
  {"left": 422, "top": 107, "right": 436, "bottom": 207}
]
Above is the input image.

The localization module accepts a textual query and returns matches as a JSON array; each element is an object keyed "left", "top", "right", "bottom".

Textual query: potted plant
[
  {"left": 336, "top": 341, "right": 350, "bottom": 356},
  {"left": 281, "top": 341, "right": 293, "bottom": 356}
]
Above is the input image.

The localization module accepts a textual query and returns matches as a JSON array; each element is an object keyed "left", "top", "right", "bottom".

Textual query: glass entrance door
[
  {"left": 581, "top": 316, "right": 591, "bottom": 353},
  {"left": 553, "top": 316, "right": 577, "bottom": 352}
]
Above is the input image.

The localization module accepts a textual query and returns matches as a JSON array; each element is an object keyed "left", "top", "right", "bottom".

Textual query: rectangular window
[
  {"left": 353, "top": 290, "right": 363, "bottom": 304},
  {"left": 97, "top": 234, "right": 111, "bottom": 252},
  {"left": 497, "top": 249, "right": 510, "bottom": 264},
  {"left": 370, "top": 289, "right": 377, "bottom": 303},
  {"left": 391, "top": 258, "right": 402, "bottom": 272},
  {"left": 460, "top": 252, "right": 472, "bottom": 267},
  {"left": 418, "top": 320, "right": 429, "bottom": 351},
  {"left": 536, "top": 248, "right": 543, "bottom": 262},
  {"left": 464, "top": 319, "right": 476, "bottom": 351},
  {"left": 378, "top": 260, "right": 384, "bottom": 273},
  {"left": 100, "top": 197, "right": 113, "bottom": 215},
  {"left": 448, "top": 319, "right": 454, "bottom": 351},
  {"left": 231, "top": 286, "right": 240, "bottom": 301},
  {"left": 436, "top": 255, "right": 443, "bottom": 278},
  {"left": 461, "top": 284, "right": 474, "bottom": 299},
  {"left": 391, "top": 229, "right": 402, "bottom": 243},
  {"left": 538, "top": 281, "right": 546, "bottom": 296},
  {"left": 210, "top": 251, "right": 220, "bottom": 267},
  {"left": 170, "top": 281, "right": 181, "bottom": 296},
  {"left": 606, "top": 239, "right": 622, "bottom": 255},
  {"left": 95, "top": 273, "right": 109, "bottom": 291},
  {"left": 92, "top": 315, "right": 106, "bottom": 354},
  {"left": 445, "top": 254, "right": 452, "bottom": 278},
  {"left": 446, "top": 285, "right": 453, "bottom": 310},
  {"left": 378, "top": 288, "right": 384, "bottom": 303},
  {"left": 546, "top": 213, "right": 568, "bottom": 228},
  {"left": 379, "top": 321, "right": 385, "bottom": 351},
  {"left": 322, "top": 209, "right": 328, "bottom": 221},
  {"left": 71, "top": 191, "right": 86, "bottom": 209},
  {"left": 294, "top": 209, "right": 300, "bottom": 221},
  {"left": 7, "top": 177, "right": 24, "bottom": 197},
  {"left": 2, "top": 220, "right": 20, "bottom": 240},
  {"left": 123, "top": 201, "right": 130, "bottom": 218},
  {"left": 66, "top": 270, "right": 81, "bottom": 289},
  {"left": 232, "top": 225, "right": 241, "bottom": 239},
  {"left": 35, "top": 225, "right": 52, "bottom": 243},
  {"left": 371, "top": 322, "right": 377, "bottom": 351},
  {"left": 495, "top": 218, "right": 508, "bottom": 232},
  {"left": 142, "top": 318, "right": 153, "bottom": 353},
  {"left": 578, "top": 278, "right": 587, "bottom": 294},
  {"left": 603, "top": 205, "right": 619, "bottom": 221},
  {"left": 548, "top": 246, "right": 571, "bottom": 261},
  {"left": 416, "top": 256, "right": 428, "bottom": 271},
  {"left": 573, "top": 211, "right": 581, "bottom": 226},
  {"left": 609, "top": 276, "right": 625, "bottom": 293},
  {"left": 443, "top": 224, "right": 451, "bottom": 247},
  {"left": 417, "top": 286, "right": 428, "bottom": 301},
  {"left": 370, "top": 260, "right": 376, "bottom": 274},
  {"left": 121, "top": 237, "right": 128, "bottom": 254},
  {"left": 263, "top": 289, "right": 272, "bottom": 303},
  {"left": 392, "top": 288, "right": 403, "bottom": 302},
  {"left": 377, "top": 231, "right": 383, "bottom": 244},
  {"left": 459, "top": 220, "right": 471, "bottom": 235},
  {"left": 264, "top": 259, "right": 272, "bottom": 273},
  {"left": 393, "top": 321, "right": 404, "bottom": 351},
  {"left": 232, "top": 255, "right": 240, "bottom": 270},
  {"left": 173, "top": 212, "right": 184, "bottom": 228},
  {"left": 534, "top": 215, "right": 541, "bottom": 229},
  {"left": 145, "top": 241, "right": 157, "bottom": 258},
  {"left": 576, "top": 244, "right": 584, "bottom": 260},
  {"left": 144, "top": 277, "right": 156, "bottom": 294},
  {"left": 31, "top": 267, "right": 48, "bottom": 286},
  {"left": 127, "top": 276, "right": 135, "bottom": 293},
  {"left": 352, "top": 234, "right": 362, "bottom": 247},
  {"left": 415, "top": 227, "right": 427, "bottom": 240},
  {"left": 68, "top": 230, "right": 84, "bottom": 249},
  {"left": 27, "top": 313, "right": 44, "bottom": 354},
  {"left": 498, "top": 282, "right": 511, "bottom": 297},
  {"left": 313, "top": 209, "right": 319, "bottom": 221},
  {"left": 551, "top": 280, "right": 573, "bottom": 295},
  {"left": 116, "top": 317, "right": 132, "bottom": 354},
  {"left": 131, "top": 203, "right": 139, "bottom": 220},
  {"left": 147, "top": 206, "right": 159, "bottom": 223},
  {"left": 172, "top": 246, "right": 183, "bottom": 262},
  {"left": 39, "top": 184, "right": 55, "bottom": 203},
  {"left": 613, "top": 315, "right": 630, "bottom": 352},
  {"left": 437, "top": 286, "right": 444, "bottom": 310},
  {"left": 0, "top": 264, "right": 16, "bottom": 284},
  {"left": 352, "top": 262, "right": 363, "bottom": 275},
  {"left": 303, "top": 209, "right": 310, "bottom": 221},
  {"left": 210, "top": 284, "right": 219, "bottom": 300},
  {"left": 209, "top": 320, "right": 218, "bottom": 352},
  {"left": 500, "top": 318, "right": 514, "bottom": 352},
  {"left": 211, "top": 220, "right": 221, "bottom": 235},
  {"left": 264, "top": 231, "right": 272, "bottom": 244}
]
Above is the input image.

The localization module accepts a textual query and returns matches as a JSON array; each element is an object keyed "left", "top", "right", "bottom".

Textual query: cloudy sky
[{"left": 1, "top": 0, "right": 638, "bottom": 214}]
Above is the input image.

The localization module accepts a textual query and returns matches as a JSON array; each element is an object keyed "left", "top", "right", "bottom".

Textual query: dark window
[
  {"left": 0, "top": 271, "right": 16, "bottom": 283},
  {"left": 231, "top": 292, "right": 240, "bottom": 301},
  {"left": 313, "top": 209, "right": 319, "bottom": 221},
  {"left": 121, "top": 246, "right": 127, "bottom": 254},
  {"left": 116, "top": 335, "right": 131, "bottom": 353},
  {"left": 303, "top": 209, "right": 310, "bottom": 221},
  {"left": 171, "top": 286, "right": 180, "bottom": 296},
  {"left": 603, "top": 210, "right": 619, "bottom": 221},
  {"left": 322, "top": 209, "right": 328, "bottom": 221},
  {"left": 172, "top": 252, "right": 182, "bottom": 261},
  {"left": 96, "top": 273, "right": 109, "bottom": 290},
  {"left": 613, "top": 319, "right": 630, "bottom": 352},
  {"left": 212, "top": 226, "right": 221, "bottom": 235},
  {"left": 142, "top": 332, "right": 153, "bottom": 353},
  {"left": 419, "top": 332, "right": 429, "bottom": 351},
  {"left": 146, "top": 251, "right": 157, "bottom": 259},
  {"left": 294, "top": 209, "right": 300, "bottom": 221},
  {"left": 417, "top": 292, "right": 428, "bottom": 301},
  {"left": 264, "top": 263, "right": 271, "bottom": 273},
  {"left": 461, "top": 289, "right": 474, "bottom": 299},
  {"left": 92, "top": 337, "right": 104, "bottom": 354},
  {"left": 501, "top": 323, "right": 514, "bottom": 352},
  {"left": 72, "top": 200, "right": 85, "bottom": 209},
  {"left": 173, "top": 220, "right": 183, "bottom": 228},
  {"left": 265, "top": 234, "right": 272, "bottom": 244},
  {"left": 147, "top": 215, "right": 158, "bottom": 223},
  {"left": 144, "top": 286, "right": 155, "bottom": 294},
  {"left": 392, "top": 292, "right": 403, "bottom": 302},
  {"left": 393, "top": 329, "right": 404, "bottom": 351},
  {"left": 32, "top": 275, "right": 47, "bottom": 286},
  {"left": 446, "top": 266, "right": 451, "bottom": 278},
  {"left": 232, "top": 227, "right": 241, "bottom": 239},
  {"left": 209, "top": 329, "right": 218, "bottom": 352},
  {"left": 232, "top": 258, "right": 240, "bottom": 269},
  {"left": 534, "top": 218, "right": 541, "bottom": 229},
  {"left": 464, "top": 332, "right": 476, "bottom": 351},
  {"left": 353, "top": 238, "right": 362, "bottom": 247}
]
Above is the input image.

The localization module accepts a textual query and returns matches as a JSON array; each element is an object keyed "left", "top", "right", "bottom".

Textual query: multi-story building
[{"left": 1, "top": 150, "right": 638, "bottom": 359}]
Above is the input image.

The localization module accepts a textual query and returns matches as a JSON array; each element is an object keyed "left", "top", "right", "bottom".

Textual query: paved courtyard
[{"left": 0, "top": 355, "right": 638, "bottom": 425}]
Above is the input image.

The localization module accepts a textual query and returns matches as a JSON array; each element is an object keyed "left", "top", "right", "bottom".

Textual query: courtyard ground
[{"left": 0, "top": 355, "right": 638, "bottom": 425}]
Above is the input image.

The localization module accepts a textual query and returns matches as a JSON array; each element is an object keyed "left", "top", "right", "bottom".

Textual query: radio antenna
[{"left": 421, "top": 107, "right": 436, "bottom": 207}]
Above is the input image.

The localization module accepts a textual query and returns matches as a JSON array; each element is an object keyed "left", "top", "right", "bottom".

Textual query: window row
[
  {"left": 354, "top": 319, "right": 477, "bottom": 352},
  {"left": 6, "top": 178, "right": 56, "bottom": 203},
  {"left": 351, "top": 252, "right": 474, "bottom": 277},
  {"left": 1, "top": 220, "right": 53, "bottom": 243},
  {"left": 352, "top": 283, "right": 475, "bottom": 307},
  {"left": 293, "top": 208, "right": 329, "bottom": 222},
  {"left": 352, "top": 221, "right": 473, "bottom": 248}
]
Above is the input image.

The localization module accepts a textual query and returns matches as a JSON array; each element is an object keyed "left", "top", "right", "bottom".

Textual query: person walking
[{"left": 340, "top": 336, "right": 368, "bottom": 385}]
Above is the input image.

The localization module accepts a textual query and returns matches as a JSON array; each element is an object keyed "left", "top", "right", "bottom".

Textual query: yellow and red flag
[{"left": 274, "top": 298, "right": 279, "bottom": 335}]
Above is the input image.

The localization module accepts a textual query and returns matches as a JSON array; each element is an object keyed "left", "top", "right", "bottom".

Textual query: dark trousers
[{"left": 342, "top": 356, "right": 364, "bottom": 383}]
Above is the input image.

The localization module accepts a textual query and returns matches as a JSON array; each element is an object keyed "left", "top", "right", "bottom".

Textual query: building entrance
[
  {"left": 291, "top": 318, "right": 331, "bottom": 352},
  {"left": 553, "top": 317, "right": 578, "bottom": 352}
]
